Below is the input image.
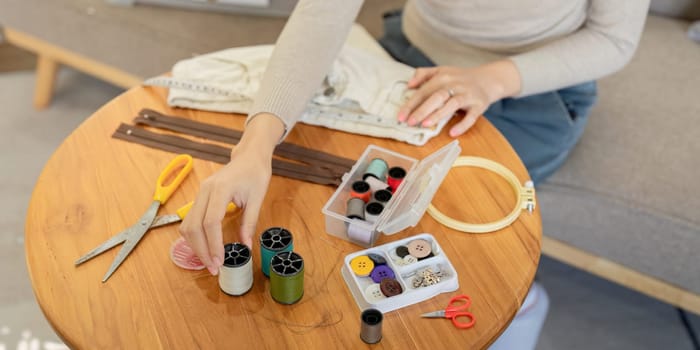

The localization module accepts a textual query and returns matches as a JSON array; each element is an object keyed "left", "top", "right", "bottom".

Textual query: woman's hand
[
  {"left": 179, "top": 114, "right": 284, "bottom": 276},
  {"left": 398, "top": 60, "right": 522, "bottom": 137}
]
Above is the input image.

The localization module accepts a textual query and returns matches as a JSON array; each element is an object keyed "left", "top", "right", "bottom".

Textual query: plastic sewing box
[
  {"left": 321, "top": 140, "right": 461, "bottom": 247},
  {"left": 321, "top": 141, "right": 461, "bottom": 312},
  {"left": 341, "top": 233, "right": 459, "bottom": 313}
]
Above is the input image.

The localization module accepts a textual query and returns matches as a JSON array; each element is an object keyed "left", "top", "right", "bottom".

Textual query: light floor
[{"left": 1, "top": 47, "right": 698, "bottom": 350}]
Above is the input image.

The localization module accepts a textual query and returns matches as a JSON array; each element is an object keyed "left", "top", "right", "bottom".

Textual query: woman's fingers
[
  {"left": 202, "top": 187, "right": 231, "bottom": 273},
  {"left": 179, "top": 189, "right": 217, "bottom": 275},
  {"left": 407, "top": 67, "right": 439, "bottom": 89},
  {"left": 406, "top": 89, "right": 452, "bottom": 126},
  {"left": 401, "top": 70, "right": 458, "bottom": 123},
  {"left": 238, "top": 194, "right": 264, "bottom": 249},
  {"left": 398, "top": 65, "right": 492, "bottom": 134},
  {"left": 449, "top": 107, "right": 483, "bottom": 137},
  {"left": 421, "top": 94, "right": 461, "bottom": 127},
  {"left": 399, "top": 68, "right": 442, "bottom": 122}
]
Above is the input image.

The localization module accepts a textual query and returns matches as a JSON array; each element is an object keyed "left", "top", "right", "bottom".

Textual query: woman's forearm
[
  {"left": 246, "top": 0, "right": 364, "bottom": 140},
  {"left": 235, "top": 113, "right": 286, "bottom": 159}
]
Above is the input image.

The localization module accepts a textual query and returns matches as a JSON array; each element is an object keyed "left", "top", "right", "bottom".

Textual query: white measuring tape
[{"left": 143, "top": 76, "right": 251, "bottom": 100}]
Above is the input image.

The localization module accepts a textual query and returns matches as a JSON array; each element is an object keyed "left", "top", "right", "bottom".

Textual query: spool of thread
[
  {"left": 260, "top": 227, "right": 294, "bottom": 277},
  {"left": 373, "top": 189, "right": 392, "bottom": 204},
  {"left": 350, "top": 180, "right": 371, "bottom": 203},
  {"left": 218, "top": 243, "right": 253, "bottom": 296},
  {"left": 387, "top": 166, "right": 407, "bottom": 193},
  {"left": 346, "top": 197, "right": 366, "bottom": 220},
  {"left": 363, "top": 158, "right": 389, "bottom": 182},
  {"left": 269, "top": 251, "right": 304, "bottom": 304},
  {"left": 360, "top": 308, "right": 383, "bottom": 344},
  {"left": 347, "top": 219, "right": 373, "bottom": 245},
  {"left": 365, "top": 176, "right": 389, "bottom": 193},
  {"left": 364, "top": 202, "right": 384, "bottom": 223}
]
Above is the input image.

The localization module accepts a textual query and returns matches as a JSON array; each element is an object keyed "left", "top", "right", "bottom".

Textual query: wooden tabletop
[{"left": 25, "top": 85, "right": 541, "bottom": 349}]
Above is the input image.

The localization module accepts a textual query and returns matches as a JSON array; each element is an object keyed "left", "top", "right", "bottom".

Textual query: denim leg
[
  {"left": 484, "top": 82, "right": 597, "bottom": 185},
  {"left": 378, "top": 10, "right": 436, "bottom": 68}
]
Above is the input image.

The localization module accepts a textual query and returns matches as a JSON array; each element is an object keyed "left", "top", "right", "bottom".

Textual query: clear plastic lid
[{"left": 377, "top": 140, "right": 461, "bottom": 234}]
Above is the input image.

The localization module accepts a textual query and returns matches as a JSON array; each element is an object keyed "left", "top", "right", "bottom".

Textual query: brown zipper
[
  {"left": 137, "top": 109, "right": 355, "bottom": 172},
  {"left": 112, "top": 123, "right": 343, "bottom": 186}
]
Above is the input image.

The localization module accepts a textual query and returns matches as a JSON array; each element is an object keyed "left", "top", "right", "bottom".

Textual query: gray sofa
[
  {"left": 539, "top": 2, "right": 700, "bottom": 314},
  {"left": 2, "top": 0, "right": 699, "bottom": 313}
]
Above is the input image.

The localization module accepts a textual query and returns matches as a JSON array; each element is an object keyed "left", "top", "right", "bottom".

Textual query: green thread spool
[
  {"left": 260, "top": 227, "right": 293, "bottom": 277},
  {"left": 363, "top": 158, "right": 389, "bottom": 182},
  {"left": 269, "top": 251, "right": 304, "bottom": 304}
]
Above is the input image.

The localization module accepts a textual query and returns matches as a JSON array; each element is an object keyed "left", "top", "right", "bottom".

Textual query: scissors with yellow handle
[
  {"left": 76, "top": 154, "right": 195, "bottom": 282},
  {"left": 150, "top": 201, "right": 237, "bottom": 228}
]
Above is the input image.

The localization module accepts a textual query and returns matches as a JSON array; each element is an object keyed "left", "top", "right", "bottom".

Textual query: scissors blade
[
  {"left": 421, "top": 310, "right": 446, "bottom": 318},
  {"left": 75, "top": 229, "right": 131, "bottom": 266},
  {"left": 102, "top": 201, "right": 161, "bottom": 282},
  {"left": 149, "top": 214, "right": 182, "bottom": 228}
]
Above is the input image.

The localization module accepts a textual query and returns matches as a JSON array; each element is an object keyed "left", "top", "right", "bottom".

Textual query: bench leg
[{"left": 33, "top": 55, "right": 59, "bottom": 109}]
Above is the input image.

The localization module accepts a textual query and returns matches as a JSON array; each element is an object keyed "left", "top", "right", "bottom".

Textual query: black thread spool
[
  {"left": 360, "top": 308, "right": 383, "bottom": 344},
  {"left": 364, "top": 202, "right": 384, "bottom": 223},
  {"left": 269, "top": 251, "right": 304, "bottom": 304},
  {"left": 260, "top": 227, "right": 294, "bottom": 277},
  {"left": 218, "top": 243, "right": 253, "bottom": 296},
  {"left": 373, "top": 189, "right": 392, "bottom": 204}
]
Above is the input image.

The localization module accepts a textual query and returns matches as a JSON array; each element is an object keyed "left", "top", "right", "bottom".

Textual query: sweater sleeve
[
  {"left": 510, "top": 0, "right": 650, "bottom": 97},
  {"left": 245, "top": 0, "right": 364, "bottom": 140}
]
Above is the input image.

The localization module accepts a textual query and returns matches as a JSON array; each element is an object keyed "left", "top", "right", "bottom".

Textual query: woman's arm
[
  {"left": 247, "top": 0, "right": 365, "bottom": 139},
  {"left": 180, "top": 0, "right": 364, "bottom": 275},
  {"left": 400, "top": 0, "right": 650, "bottom": 136},
  {"left": 511, "top": 0, "right": 650, "bottom": 97}
]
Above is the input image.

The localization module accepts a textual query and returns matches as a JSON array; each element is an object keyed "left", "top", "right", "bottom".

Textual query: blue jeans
[{"left": 379, "top": 11, "right": 597, "bottom": 185}]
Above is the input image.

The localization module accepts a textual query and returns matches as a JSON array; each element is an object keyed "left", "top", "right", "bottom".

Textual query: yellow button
[{"left": 350, "top": 255, "right": 375, "bottom": 277}]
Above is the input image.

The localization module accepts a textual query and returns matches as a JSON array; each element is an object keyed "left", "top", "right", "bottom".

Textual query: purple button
[{"left": 370, "top": 265, "right": 395, "bottom": 283}]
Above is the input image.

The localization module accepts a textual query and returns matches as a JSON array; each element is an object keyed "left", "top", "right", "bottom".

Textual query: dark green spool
[
  {"left": 260, "top": 227, "right": 293, "bottom": 277},
  {"left": 269, "top": 251, "right": 304, "bottom": 304}
]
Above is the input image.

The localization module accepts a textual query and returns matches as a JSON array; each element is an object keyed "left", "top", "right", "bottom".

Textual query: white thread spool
[
  {"left": 219, "top": 243, "right": 253, "bottom": 296},
  {"left": 348, "top": 219, "right": 374, "bottom": 245},
  {"left": 365, "top": 176, "right": 390, "bottom": 193}
]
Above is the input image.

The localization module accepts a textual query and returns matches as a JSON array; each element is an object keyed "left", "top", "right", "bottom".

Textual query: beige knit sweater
[{"left": 247, "top": 0, "right": 650, "bottom": 138}]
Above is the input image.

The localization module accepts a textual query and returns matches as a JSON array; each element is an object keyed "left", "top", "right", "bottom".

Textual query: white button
[
  {"left": 364, "top": 283, "right": 387, "bottom": 303},
  {"left": 402, "top": 255, "right": 418, "bottom": 265}
]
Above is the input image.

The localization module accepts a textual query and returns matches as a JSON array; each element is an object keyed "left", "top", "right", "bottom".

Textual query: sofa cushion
[
  {"left": 650, "top": 0, "right": 700, "bottom": 20},
  {"left": 539, "top": 14, "right": 700, "bottom": 295}
]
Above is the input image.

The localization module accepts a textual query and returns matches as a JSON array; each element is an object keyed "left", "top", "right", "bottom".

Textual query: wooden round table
[{"left": 25, "top": 86, "right": 541, "bottom": 349}]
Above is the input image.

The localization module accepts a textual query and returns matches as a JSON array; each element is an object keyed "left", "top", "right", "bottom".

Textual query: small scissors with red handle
[{"left": 421, "top": 294, "right": 476, "bottom": 329}]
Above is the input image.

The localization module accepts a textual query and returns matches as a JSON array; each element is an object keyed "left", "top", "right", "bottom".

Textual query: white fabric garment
[{"left": 143, "top": 44, "right": 452, "bottom": 146}]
